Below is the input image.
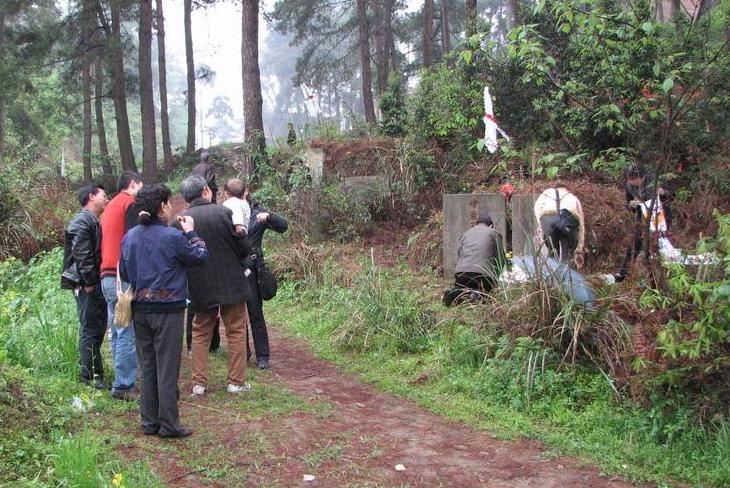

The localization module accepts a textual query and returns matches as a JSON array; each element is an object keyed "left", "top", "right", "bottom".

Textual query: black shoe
[
  {"left": 111, "top": 389, "right": 139, "bottom": 402},
  {"left": 82, "top": 377, "right": 108, "bottom": 390},
  {"left": 142, "top": 426, "right": 159, "bottom": 436},
  {"left": 257, "top": 358, "right": 270, "bottom": 370},
  {"left": 159, "top": 427, "right": 193, "bottom": 439}
]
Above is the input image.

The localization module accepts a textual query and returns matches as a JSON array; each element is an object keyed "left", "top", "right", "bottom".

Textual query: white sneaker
[
  {"left": 191, "top": 384, "right": 206, "bottom": 396},
  {"left": 227, "top": 383, "right": 251, "bottom": 394}
]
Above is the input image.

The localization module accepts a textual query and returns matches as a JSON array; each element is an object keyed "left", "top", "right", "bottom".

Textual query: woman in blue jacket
[{"left": 121, "top": 184, "right": 208, "bottom": 438}]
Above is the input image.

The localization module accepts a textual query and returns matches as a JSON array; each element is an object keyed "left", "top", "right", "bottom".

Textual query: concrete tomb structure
[{"left": 510, "top": 193, "right": 538, "bottom": 257}]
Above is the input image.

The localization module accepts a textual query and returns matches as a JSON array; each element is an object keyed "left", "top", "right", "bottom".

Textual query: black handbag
[{"left": 256, "top": 258, "right": 278, "bottom": 301}]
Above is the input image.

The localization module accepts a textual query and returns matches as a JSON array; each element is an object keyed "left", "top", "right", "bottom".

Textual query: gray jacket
[{"left": 454, "top": 224, "right": 505, "bottom": 278}]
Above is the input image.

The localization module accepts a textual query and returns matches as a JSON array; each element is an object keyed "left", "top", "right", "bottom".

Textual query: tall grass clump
[
  {"left": 0, "top": 247, "right": 79, "bottom": 377},
  {"left": 332, "top": 263, "right": 435, "bottom": 353}
]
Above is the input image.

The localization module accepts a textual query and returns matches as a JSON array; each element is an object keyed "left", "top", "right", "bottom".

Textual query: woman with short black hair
[{"left": 120, "top": 184, "right": 209, "bottom": 438}]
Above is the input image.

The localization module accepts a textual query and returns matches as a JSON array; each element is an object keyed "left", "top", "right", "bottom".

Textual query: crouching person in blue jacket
[{"left": 120, "top": 184, "right": 208, "bottom": 439}]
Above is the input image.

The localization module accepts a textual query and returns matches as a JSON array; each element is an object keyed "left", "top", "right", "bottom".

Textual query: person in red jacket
[{"left": 100, "top": 171, "right": 144, "bottom": 401}]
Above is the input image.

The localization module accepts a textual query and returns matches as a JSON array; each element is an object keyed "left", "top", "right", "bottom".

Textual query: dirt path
[{"left": 104, "top": 323, "right": 646, "bottom": 488}]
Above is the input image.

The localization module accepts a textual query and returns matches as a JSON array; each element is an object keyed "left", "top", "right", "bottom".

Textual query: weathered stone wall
[{"left": 510, "top": 194, "right": 538, "bottom": 257}]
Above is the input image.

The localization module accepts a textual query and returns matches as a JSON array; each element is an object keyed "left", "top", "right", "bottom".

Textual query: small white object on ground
[
  {"left": 395, "top": 464, "right": 406, "bottom": 471},
  {"left": 303, "top": 474, "right": 315, "bottom": 482},
  {"left": 71, "top": 396, "right": 92, "bottom": 413},
  {"left": 601, "top": 274, "right": 616, "bottom": 285}
]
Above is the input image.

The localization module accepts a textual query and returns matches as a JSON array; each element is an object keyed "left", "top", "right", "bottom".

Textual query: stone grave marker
[{"left": 511, "top": 194, "right": 538, "bottom": 256}]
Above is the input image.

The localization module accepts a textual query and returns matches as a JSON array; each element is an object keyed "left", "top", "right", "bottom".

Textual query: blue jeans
[{"left": 102, "top": 276, "right": 137, "bottom": 393}]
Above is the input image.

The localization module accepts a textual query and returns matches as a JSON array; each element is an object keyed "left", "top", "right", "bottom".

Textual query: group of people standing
[{"left": 61, "top": 151, "right": 287, "bottom": 438}]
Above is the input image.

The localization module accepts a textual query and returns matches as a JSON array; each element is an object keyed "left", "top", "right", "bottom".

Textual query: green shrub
[
  {"left": 407, "top": 64, "right": 482, "bottom": 146},
  {"left": 378, "top": 73, "right": 407, "bottom": 137},
  {"left": 317, "top": 184, "right": 372, "bottom": 243}
]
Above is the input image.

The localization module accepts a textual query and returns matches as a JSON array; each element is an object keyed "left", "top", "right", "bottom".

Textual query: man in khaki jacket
[{"left": 443, "top": 213, "right": 506, "bottom": 307}]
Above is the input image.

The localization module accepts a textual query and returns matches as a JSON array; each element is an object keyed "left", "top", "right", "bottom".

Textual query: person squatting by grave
[
  {"left": 61, "top": 184, "right": 109, "bottom": 390},
  {"left": 443, "top": 212, "right": 506, "bottom": 307},
  {"left": 100, "top": 171, "right": 144, "bottom": 402},
  {"left": 120, "top": 184, "right": 208, "bottom": 438},
  {"left": 533, "top": 186, "right": 586, "bottom": 269}
]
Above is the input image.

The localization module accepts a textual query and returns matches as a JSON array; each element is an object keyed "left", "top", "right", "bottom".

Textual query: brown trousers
[{"left": 191, "top": 303, "right": 248, "bottom": 387}]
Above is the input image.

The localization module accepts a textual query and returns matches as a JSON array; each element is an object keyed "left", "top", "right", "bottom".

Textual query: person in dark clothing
[
  {"left": 613, "top": 163, "right": 673, "bottom": 282},
  {"left": 443, "top": 213, "right": 506, "bottom": 307},
  {"left": 120, "top": 184, "right": 208, "bottom": 438},
  {"left": 181, "top": 175, "right": 253, "bottom": 395},
  {"left": 191, "top": 150, "right": 218, "bottom": 203},
  {"left": 188, "top": 149, "right": 222, "bottom": 351},
  {"left": 245, "top": 200, "right": 288, "bottom": 369},
  {"left": 62, "top": 184, "right": 108, "bottom": 389}
]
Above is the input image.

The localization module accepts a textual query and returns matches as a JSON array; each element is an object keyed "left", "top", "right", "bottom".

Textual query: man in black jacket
[
  {"left": 61, "top": 184, "right": 108, "bottom": 389},
  {"left": 246, "top": 200, "right": 288, "bottom": 369},
  {"left": 181, "top": 175, "right": 252, "bottom": 395}
]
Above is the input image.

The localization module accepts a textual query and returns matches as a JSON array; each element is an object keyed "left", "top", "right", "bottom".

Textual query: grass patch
[
  {"left": 268, "top": 271, "right": 730, "bottom": 488},
  {"left": 0, "top": 250, "right": 162, "bottom": 486}
]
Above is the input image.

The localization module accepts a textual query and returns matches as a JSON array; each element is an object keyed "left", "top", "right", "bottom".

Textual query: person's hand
[
  {"left": 574, "top": 253, "right": 585, "bottom": 269},
  {"left": 83, "top": 285, "right": 95, "bottom": 294},
  {"left": 256, "top": 212, "right": 270, "bottom": 223},
  {"left": 629, "top": 199, "right": 641, "bottom": 209},
  {"left": 177, "top": 215, "right": 195, "bottom": 233}
]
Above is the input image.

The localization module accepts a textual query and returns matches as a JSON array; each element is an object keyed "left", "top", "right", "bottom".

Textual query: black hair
[
  {"left": 476, "top": 213, "right": 493, "bottom": 226},
  {"left": 117, "top": 171, "right": 143, "bottom": 193},
  {"left": 135, "top": 183, "right": 172, "bottom": 225},
  {"left": 78, "top": 184, "right": 104, "bottom": 207},
  {"left": 624, "top": 163, "right": 646, "bottom": 180}
]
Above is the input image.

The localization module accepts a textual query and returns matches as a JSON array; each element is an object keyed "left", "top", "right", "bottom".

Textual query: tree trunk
[
  {"left": 241, "top": 0, "right": 266, "bottom": 162},
  {"left": 465, "top": 0, "right": 478, "bottom": 37},
  {"left": 422, "top": 0, "right": 434, "bottom": 68},
  {"left": 155, "top": 0, "right": 173, "bottom": 171},
  {"left": 184, "top": 0, "right": 196, "bottom": 154},
  {"left": 440, "top": 0, "right": 451, "bottom": 55},
  {"left": 505, "top": 0, "right": 518, "bottom": 33},
  {"left": 375, "top": 4, "right": 387, "bottom": 95},
  {"left": 82, "top": 63, "right": 94, "bottom": 183},
  {"left": 357, "top": 0, "right": 376, "bottom": 124},
  {"left": 139, "top": 0, "right": 157, "bottom": 181},
  {"left": 375, "top": 0, "right": 395, "bottom": 95},
  {"left": 93, "top": 56, "right": 114, "bottom": 182},
  {"left": 109, "top": 1, "right": 137, "bottom": 171}
]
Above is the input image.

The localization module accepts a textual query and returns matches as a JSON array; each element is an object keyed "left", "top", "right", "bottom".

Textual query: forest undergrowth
[{"left": 267, "top": 244, "right": 730, "bottom": 487}]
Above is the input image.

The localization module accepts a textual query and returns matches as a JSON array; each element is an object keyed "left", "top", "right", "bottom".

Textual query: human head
[
  {"left": 78, "top": 184, "right": 107, "bottom": 215},
  {"left": 223, "top": 178, "right": 247, "bottom": 199},
  {"left": 117, "top": 171, "right": 144, "bottom": 195},
  {"left": 200, "top": 150, "right": 210, "bottom": 164},
  {"left": 624, "top": 163, "right": 646, "bottom": 187},
  {"left": 181, "top": 175, "right": 211, "bottom": 203},
  {"left": 135, "top": 184, "right": 173, "bottom": 225},
  {"left": 476, "top": 212, "right": 493, "bottom": 227}
]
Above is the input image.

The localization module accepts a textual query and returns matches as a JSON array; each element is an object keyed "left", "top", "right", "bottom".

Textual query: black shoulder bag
[{"left": 255, "top": 256, "right": 278, "bottom": 301}]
